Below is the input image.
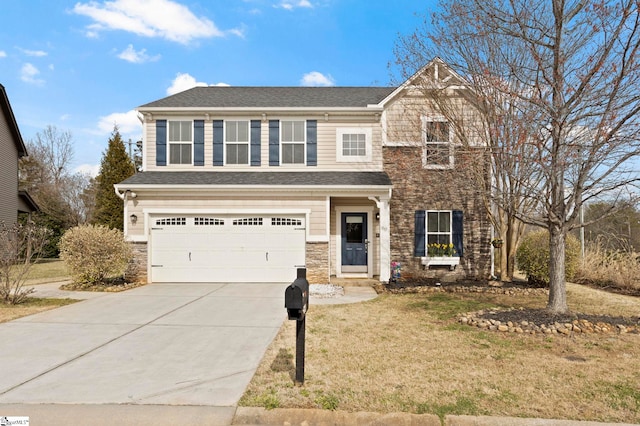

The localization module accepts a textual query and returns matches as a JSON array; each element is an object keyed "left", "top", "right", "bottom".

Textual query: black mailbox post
[
  {"left": 285, "top": 268, "right": 309, "bottom": 385},
  {"left": 285, "top": 271, "right": 309, "bottom": 320}
]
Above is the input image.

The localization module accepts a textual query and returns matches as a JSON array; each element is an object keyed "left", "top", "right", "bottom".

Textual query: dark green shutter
[
  {"left": 194, "top": 120, "right": 204, "bottom": 166},
  {"left": 156, "top": 120, "right": 166, "bottom": 166},
  {"left": 269, "top": 120, "right": 279, "bottom": 166},
  {"left": 414, "top": 210, "right": 426, "bottom": 256},
  {"left": 251, "top": 120, "right": 261, "bottom": 166},
  {"left": 452, "top": 210, "right": 464, "bottom": 257},
  {"left": 306, "top": 120, "right": 317, "bottom": 166},
  {"left": 213, "top": 120, "right": 223, "bottom": 166}
]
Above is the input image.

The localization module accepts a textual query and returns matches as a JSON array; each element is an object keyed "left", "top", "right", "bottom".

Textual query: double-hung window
[
  {"left": 427, "top": 211, "right": 452, "bottom": 246},
  {"left": 415, "top": 210, "right": 463, "bottom": 258},
  {"left": 281, "top": 120, "right": 305, "bottom": 164},
  {"left": 168, "top": 121, "right": 192, "bottom": 165},
  {"left": 336, "top": 128, "right": 372, "bottom": 162},
  {"left": 422, "top": 118, "right": 452, "bottom": 168},
  {"left": 225, "top": 120, "right": 250, "bottom": 165}
]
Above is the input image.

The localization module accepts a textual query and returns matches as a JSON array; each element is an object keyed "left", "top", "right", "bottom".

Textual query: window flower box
[{"left": 421, "top": 256, "right": 460, "bottom": 270}]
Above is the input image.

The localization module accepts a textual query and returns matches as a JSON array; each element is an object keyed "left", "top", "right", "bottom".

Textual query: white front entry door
[{"left": 150, "top": 215, "right": 306, "bottom": 283}]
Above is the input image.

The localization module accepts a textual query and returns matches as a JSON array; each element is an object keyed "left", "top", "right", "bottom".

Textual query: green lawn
[{"left": 24, "top": 259, "right": 70, "bottom": 283}]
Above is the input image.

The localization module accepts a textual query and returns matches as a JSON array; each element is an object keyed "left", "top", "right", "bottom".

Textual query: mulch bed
[{"left": 380, "top": 278, "right": 640, "bottom": 335}]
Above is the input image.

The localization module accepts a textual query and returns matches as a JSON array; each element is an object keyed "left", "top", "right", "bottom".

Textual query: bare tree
[
  {"left": 395, "top": 0, "right": 640, "bottom": 313},
  {"left": 0, "top": 221, "right": 51, "bottom": 304},
  {"left": 20, "top": 125, "right": 92, "bottom": 227}
]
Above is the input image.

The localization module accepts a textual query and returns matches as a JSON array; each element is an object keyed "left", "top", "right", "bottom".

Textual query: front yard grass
[
  {"left": 240, "top": 283, "right": 640, "bottom": 424},
  {"left": 23, "top": 259, "right": 69, "bottom": 283},
  {"left": 0, "top": 297, "right": 77, "bottom": 323}
]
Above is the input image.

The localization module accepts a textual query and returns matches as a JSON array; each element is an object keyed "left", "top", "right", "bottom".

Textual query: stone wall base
[
  {"left": 125, "top": 241, "right": 148, "bottom": 283},
  {"left": 305, "top": 241, "right": 329, "bottom": 284}
]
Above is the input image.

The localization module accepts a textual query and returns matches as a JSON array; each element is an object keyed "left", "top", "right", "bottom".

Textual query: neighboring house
[
  {"left": 116, "top": 58, "right": 492, "bottom": 284},
  {"left": 0, "top": 84, "right": 38, "bottom": 227}
]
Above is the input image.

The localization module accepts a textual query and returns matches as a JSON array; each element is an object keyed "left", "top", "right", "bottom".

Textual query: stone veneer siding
[
  {"left": 126, "top": 241, "right": 148, "bottom": 283},
  {"left": 383, "top": 145, "right": 492, "bottom": 282},
  {"left": 305, "top": 241, "right": 329, "bottom": 284}
]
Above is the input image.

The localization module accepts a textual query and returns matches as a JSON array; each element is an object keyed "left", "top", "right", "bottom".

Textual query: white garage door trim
[{"left": 150, "top": 214, "right": 306, "bottom": 283}]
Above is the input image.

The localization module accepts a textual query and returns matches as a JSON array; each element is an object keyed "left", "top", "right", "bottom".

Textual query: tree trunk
[{"left": 547, "top": 226, "right": 568, "bottom": 313}]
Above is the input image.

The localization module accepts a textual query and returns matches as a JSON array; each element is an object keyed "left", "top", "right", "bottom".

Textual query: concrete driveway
[{"left": 0, "top": 283, "right": 287, "bottom": 408}]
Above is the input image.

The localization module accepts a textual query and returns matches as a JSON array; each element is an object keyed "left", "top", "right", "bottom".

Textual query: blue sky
[{"left": 0, "top": 0, "right": 436, "bottom": 175}]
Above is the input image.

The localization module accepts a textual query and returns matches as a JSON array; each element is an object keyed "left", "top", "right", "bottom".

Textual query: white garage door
[{"left": 150, "top": 215, "right": 306, "bottom": 283}]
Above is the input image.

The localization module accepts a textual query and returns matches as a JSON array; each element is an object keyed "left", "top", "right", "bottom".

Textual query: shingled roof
[
  {"left": 118, "top": 171, "right": 392, "bottom": 187},
  {"left": 139, "top": 86, "right": 397, "bottom": 109}
]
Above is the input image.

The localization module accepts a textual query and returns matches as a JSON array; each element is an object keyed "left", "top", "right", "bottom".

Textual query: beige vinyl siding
[
  {"left": 316, "top": 121, "right": 382, "bottom": 170},
  {"left": 145, "top": 120, "right": 157, "bottom": 171},
  {"left": 0, "top": 111, "right": 19, "bottom": 225},
  {"left": 384, "top": 95, "right": 429, "bottom": 144},
  {"left": 384, "top": 93, "right": 485, "bottom": 147},
  {"left": 126, "top": 195, "right": 327, "bottom": 238},
  {"left": 144, "top": 115, "right": 384, "bottom": 171}
]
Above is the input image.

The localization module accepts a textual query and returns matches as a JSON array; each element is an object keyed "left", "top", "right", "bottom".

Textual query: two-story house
[
  {"left": 116, "top": 59, "right": 492, "bottom": 284},
  {"left": 0, "top": 84, "right": 38, "bottom": 227}
]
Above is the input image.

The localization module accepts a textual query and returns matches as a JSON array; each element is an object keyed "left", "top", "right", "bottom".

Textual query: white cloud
[
  {"left": 0, "top": 51, "right": 7, "bottom": 58},
  {"left": 73, "top": 0, "right": 228, "bottom": 44},
  {"left": 117, "top": 44, "right": 161, "bottom": 63},
  {"left": 20, "top": 63, "right": 45, "bottom": 85},
  {"left": 166, "top": 72, "right": 230, "bottom": 95},
  {"left": 276, "top": 0, "right": 313, "bottom": 10},
  {"left": 75, "top": 163, "right": 101, "bottom": 177},
  {"left": 19, "top": 48, "right": 48, "bottom": 57},
  {"left": 300, "top": 71, "right": 335, "bottom": 87},
  {"left": 98, "top": 110, "right": 142, "bottom": 136}
]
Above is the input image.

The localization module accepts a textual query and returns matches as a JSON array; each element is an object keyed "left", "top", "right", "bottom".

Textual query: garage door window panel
[
  {"left": 156, "top": 217, "right": 187, "bottom": 226},
  {"left": 233, "top": 218, "right": 263, "bottom": 226},
  {"left": 194, "top": 217, "right": 225, "bottom": 226}
]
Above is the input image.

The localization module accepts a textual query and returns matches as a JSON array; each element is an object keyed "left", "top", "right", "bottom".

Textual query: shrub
[
  {"left": 0, "top": 221, "right": 51, "bottom": 304},
  {"left": 574, "top": 242, "right": 640, "bottom": 290},
  {"left": 516, "top": 229, "right": 581, "bottom": 286},
  {"left": 59, "top": 224, "right": 132, "bottom": 285}
]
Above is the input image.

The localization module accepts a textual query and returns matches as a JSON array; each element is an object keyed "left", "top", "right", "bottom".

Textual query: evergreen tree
[{"left": 93, "top": 127, "right": 135, "bottom": 230}]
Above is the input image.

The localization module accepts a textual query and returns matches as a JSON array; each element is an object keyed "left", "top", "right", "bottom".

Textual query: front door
[{"left": 341, "top": 213, "right": 368, "bottom": 273}]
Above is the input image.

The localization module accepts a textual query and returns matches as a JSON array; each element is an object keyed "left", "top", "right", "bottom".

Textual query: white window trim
[
  {"left": 224, "top": 120, "right": 250, "bottom": 166},
  {"left": 336, "top": 127, "right": 372, "bottom": 163},
  {"left": 280, "top": 120, "right": 306, "bottom": 165},
  {"left": 168, "top": 120, "right": 194, "bottom": 166},
  {"left": 425, "top": 210, "right": 453, "bottom": 253},
  {"left": 421, "top": 116, "right": 453, "bottom": 169}
]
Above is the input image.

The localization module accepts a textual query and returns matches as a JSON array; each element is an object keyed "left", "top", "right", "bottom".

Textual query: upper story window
[
  {"left": 336, "top": 128, "right": 372, "bottom": 162},
  {"left": 168, "top": 121, "right": 192, "bottom": 165},
  {"left": 225, "top": 120, "right": 250, "bottom": 165},
  {"left": 422, "top": 118, "right": 453, "bottom": 168},
  {"left": 281, "top": 120, "right": 305, "bottom": 164}
]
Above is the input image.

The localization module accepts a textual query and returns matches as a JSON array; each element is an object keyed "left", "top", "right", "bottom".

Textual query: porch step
[{"left": 329, "top": 278, "right": 380, "bottom": 287}]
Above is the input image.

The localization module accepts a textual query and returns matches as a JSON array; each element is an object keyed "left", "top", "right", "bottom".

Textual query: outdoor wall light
[
  {"left": 375, "top": 212, "right": 380, "bottom": 221},
  {"left": 130, "top": 214, "right": 138, "bottom": 225}
]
